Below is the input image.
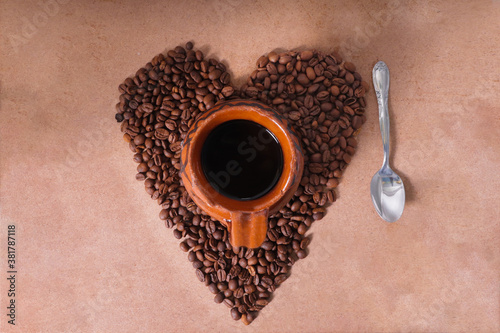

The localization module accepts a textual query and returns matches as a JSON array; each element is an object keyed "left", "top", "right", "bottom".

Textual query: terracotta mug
[{"left": 180, "top": 100, "right": 304, "bottom": 248}]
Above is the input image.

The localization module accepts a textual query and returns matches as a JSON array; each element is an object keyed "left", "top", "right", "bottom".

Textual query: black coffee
[{"left": 201, "top": 120, "right": 283, "bottom": 201}]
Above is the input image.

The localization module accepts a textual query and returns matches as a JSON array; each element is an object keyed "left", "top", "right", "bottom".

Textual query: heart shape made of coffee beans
[{"left": 114, "top": 42, "right": 368, "bottom": 325}]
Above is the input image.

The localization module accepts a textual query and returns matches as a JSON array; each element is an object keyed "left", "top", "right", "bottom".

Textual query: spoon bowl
[
  {"left": 370, "top": 61, "right": 405, "bottom": 222},
  {"left": 370, "top": 167, "right": 405, "bottom": 223}
]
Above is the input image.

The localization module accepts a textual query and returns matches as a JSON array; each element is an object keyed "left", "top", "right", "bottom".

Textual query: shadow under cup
[{"left": 180, "top": 100, "right": 303, "bottom": 248}]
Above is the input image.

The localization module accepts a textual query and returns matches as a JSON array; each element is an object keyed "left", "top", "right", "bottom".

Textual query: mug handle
[{"left": 229, "top": 210, "right": 268, "bottom": 248}]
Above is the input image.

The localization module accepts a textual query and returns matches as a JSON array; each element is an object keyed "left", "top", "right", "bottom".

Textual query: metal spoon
[{"left": 370, "top": 61, "right": 405, "bottom": 223}]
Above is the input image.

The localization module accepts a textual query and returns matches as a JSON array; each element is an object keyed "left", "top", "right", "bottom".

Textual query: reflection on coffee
[{"left": 201, "top": 120, "right": 283, "bottom": 201}]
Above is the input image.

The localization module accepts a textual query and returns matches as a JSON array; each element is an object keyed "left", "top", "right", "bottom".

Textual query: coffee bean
[
  {"left": 304, "top": 94, "right": 314, "bottom": 109},
  {"left": 256, "top": 298, "right": 269, "bottom": 307},
  {"left": 297, "top": 250, "right": 307, "bottom": 259},
  {"left": 312, "top": 211, "right": 324, "bottom": 220},
  {"left": 279, "top": 55, "right": 292, "bottom": 64},
  {"left": 300, "top": 50, "right": 314, "bottom": 61},
  {"left": 223, "top": 298, "right": 234, "bottom": 308},
  {"left": 228, "top": 279, "right": 238, "bottom": 291},
  {"left": 288, "top": 111, "right": 301, "bottom": 121},
  {"left": 257, "top": 55, "right": 269, "bottom": 68},
  {"left": 231, "top": 308, "right": 241, "bottom": 320},
  {"left": 247, "top": 265, "right": 256, "bottom": 277},
  {"left": 290, "top": 201, "right": 301, "bottom": 212},
  {"left": 244, "top": 284, "right": 256, "bottom": 295},
  {"left": 217, "top": 282, "right": 228, "bottom": 291},
  {"left": 300, "top": 237, "right": 311, "bottom": 249},
  {"left": 241, "top": 312, "right": 255, "bottom": 325},
  {"left": 308, "top": 163, "right": 323, "bottom": 174},
  {"left": 208, "top": 69, "right": 222, "bottom": 80},
  {"left": 352, "top": 115, "right": 363, "bottom": 130},
  {"left": 214, "top": 293, "right": 224, "bottom": 303},
  {"left": 344, "top": 61, "right": 356, "bottom": 72},
  {"left": 193, "top": 260, "right": 203, "bottom": 269},
  {"left": 297, "top": 73, "right": 310, "bottom": 85},
  {"left": 195, "top": 269, "right": 205, "bottom": 282},
  {"left": 326, "top": 178, "right": 339, "bottom": 188},
  {"left": 274, "top": 274, "right": 287, "bottom": 285},
  {"left": 173, "top": 229, "right": 182, "bottom": 239},
  {"left": 221, "top": 86, "right": 234, "bottom": 97},
  {"left": 268, "top": 52, "right": 279, "bottom": 63},
  {"left": 159, "top": 209, "right": 169, "bottom": 220},
  {"left": 306, "top": 67, "right": 316, "bottom": 80},
  {"left": 136, "top": 162, "right": 147, "bottom": 173},
  {"left": 297, "top": 223, "right": 307, "bottom": 235},
  {"left": 265, "top": 251, "right": 276, "bottom": 262},
  {"left": 234, "top": 287, "right": 244, "bottom": 299},
  {"left": 345, "top": 72, "right": 354, "bottom": 84},
  {"left": 260, "top": 241, "right": 274, "bottom": 251},
  {"left": 180, "top": 241, "right": 190, "bottom": 252},
  {"left": 266, "top": 63, "right": 277, "bottom": 75},
  {"left": 310, "top": 153, "right": 321, "bottom": 163},
  {"left": 208, "top": 283, "right": 219, "bottom": 294}
]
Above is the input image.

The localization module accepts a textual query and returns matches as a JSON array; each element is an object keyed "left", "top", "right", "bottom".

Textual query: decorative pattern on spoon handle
[{"left": 372, "top": 61, "right": 390, "bottom": 168}]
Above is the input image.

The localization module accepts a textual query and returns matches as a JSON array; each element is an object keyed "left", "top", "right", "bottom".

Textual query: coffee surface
[{"left": 201, "top": 120, "right": 283, "bottom": 201}]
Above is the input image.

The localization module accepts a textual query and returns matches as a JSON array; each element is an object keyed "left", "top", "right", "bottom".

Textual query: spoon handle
[{"left": 372, "top": 61, "right": 390, "bottom": 168}]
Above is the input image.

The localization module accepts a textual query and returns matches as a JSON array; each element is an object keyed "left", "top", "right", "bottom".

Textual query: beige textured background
[{"left": 1, "top": 0, "right": 499, "bottom": 332}]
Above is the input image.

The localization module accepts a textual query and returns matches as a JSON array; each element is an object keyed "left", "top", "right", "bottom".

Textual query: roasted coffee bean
[
  {"left": 179, "top": 241, "right": 190, "bottom": 252},
  {"left": 266, "top": 63, "right": 277, "bottom": 75},
  {"left": 173, "top": 229, "right": 182, "bottom": 239},
  {"left": 217, "top": 269, "right": 227, "bottom": 282},
  {"left": 223, "top": 298, "right": 234, "bottom": 308},
  {"left": 239, "top": 258, "right": 247, "bottom": 268},
  {"left": 306, "top": 67, "right": 316, "bottom": 80},
  {"left": 217, "top": 282, "right": 228, "bottom": 291},
  {"left": 247, "top": 265, "right": 256, "bottom": 276},
  {"left": 208, "top": 283, "right": 219, "bottom": 294},
  {"left": 228, "top": 279, "right": 238, "bottom": 291},
  {"left": 268, "top": 51, "right": 279, "bottom": 63},
  {"left": 261, "top": 241, "right": 274, "bottom": 251},
  {"left": 244, "top": 248, "right": 255, "bottom": 259},
  {"left": 231, "top": 308, "right": 241, "bottom": 320},
  {"left": 255, "top": 298, "right": 269, "bottom": 307},
  {"left": 326, "top": 178, "right": 339, "bottom": 188},
  {"left": 344, "top": 61, "right": 356, "bottom": 72},
  {"left": 196, "top": 269, "right": 205, "bottom": 282},
  {"left": 299, "top": 50, "right": 313, "bottom": 61},
  {"left": 214, "top": 293, "right": 224, "bottom": 304},
  {"left": 159, "top": 209, "right": 169, "bottom": 220},
  {"left": 290, "top": 201, "right": 301, "bottom": 212},
  {"left": 238, "top": 304, "right": 248, "bottom": 314},
  {"left": 241, "top": 312, "right": 254, "bottom": 325},
  {"left": 257, "top": 55, "right": 269, "bottom": 67},
  {"left": 221, "top": 86, "right": 234, "bottom": 97},
  {"left": 234, "top": 287, "right": 244, "bottom": 299},
  {"left": 297, "top": 223, "right": 307, "bottom": 235},
  {"left": 297, "top": 73, "right": 310, "bottom": 85},
  {"left": 296, "top": 249, "right": 307, "bottom": 259},
  {"left": 274, "top": 274, "right": 288, "bottom": 285},
  {"left": 309, "top": 163, "right": 323, "bottom": 174}
]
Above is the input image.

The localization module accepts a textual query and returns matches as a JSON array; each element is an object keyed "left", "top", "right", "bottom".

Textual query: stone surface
[{"left": 0, "top": 0, "right": 499, "bottom": 332}]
